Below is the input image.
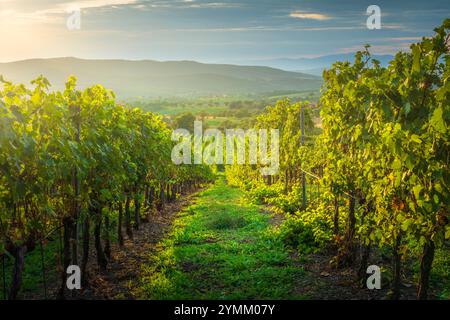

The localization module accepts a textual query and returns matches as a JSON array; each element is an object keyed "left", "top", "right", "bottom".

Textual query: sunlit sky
[{"left": 0, "top": 0, "right": 449, "bottom": 63}]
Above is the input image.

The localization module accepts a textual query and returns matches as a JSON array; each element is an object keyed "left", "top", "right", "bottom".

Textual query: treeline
[
  {"left": 226, "top": 20, "right": 449, "bottom": 299},
  {"left": 0, "top": 76, "right": 213, "bottom": 299}
]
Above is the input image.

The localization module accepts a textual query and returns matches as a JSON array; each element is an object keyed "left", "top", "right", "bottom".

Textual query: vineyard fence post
[
  {"left": 39, "top": 240, "right": 47, "bottom": 299},
  {"left": 2, "top": 254, "right": 6, "bottom": 300},
  {"left": 300, "top": 104, "right": 306, "bottom": 209}
]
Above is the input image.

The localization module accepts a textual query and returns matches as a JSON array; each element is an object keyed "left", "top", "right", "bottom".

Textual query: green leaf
[
  {"left": 413, "top": 184, "right": 423, "bottom": 200},
  {"left": 401, "top": 219, "right": 412, "bottom": 232},
  {"left": 404, "top": 103, "right": 411, "bottom": 115},
  {"left": 412, "top": 45, "right": 421, "bottom": 73},
  {"left": 391, "top": 158, "right": 402, "bottom": 170},
  {"left": 410, "top": 134, "right": 422, "bottom": 144},
  {"left": 433, "top": 194, "right": 439, "bottom": 204},
  {"left": 430, "top": 107, "right": 446, "bottom": 134}
]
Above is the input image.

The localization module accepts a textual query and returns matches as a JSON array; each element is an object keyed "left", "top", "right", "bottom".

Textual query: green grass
[
  {"left": 138, "top": 176, "right": 304, "bottom": 300},
  {"left": 0, "top": 205, "right": 135, "bottom": 300},
  {"left": 1, "top": 238, "right": 60, "bottom": 300},
  {"left": 410, "top": 245, "right": 450, "bottom": 300}
]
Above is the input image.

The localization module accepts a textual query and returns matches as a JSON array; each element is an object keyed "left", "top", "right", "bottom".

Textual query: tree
[{"left": 173, "top": 112, "right": 196, "bottom": 132}]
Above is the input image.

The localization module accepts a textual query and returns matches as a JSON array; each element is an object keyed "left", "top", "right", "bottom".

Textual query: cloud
[
  {"left": 60, "top": 0, "right": 138, "bottom": 11},
  {"left": 338, "top": 43, "right": 412, "bottom": 55},
  {"left": 289, "top": 11, "right": 330, "bottom": 21},
  {"left": 128, "top": 25, "right": 369, "bottom": 34},
  {"left": 188, "top": 2, "right": 240, "bottom": 8},
  {"left": 0, "top": 0, "right": 138, "bottom": 25},
  {"left": 388, "top": 37, "right": 422, "bottom": 41}
]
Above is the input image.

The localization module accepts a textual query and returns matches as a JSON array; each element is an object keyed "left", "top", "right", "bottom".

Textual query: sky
[{"left": 0, "top": 0, "right": 449, "bottom": 63}]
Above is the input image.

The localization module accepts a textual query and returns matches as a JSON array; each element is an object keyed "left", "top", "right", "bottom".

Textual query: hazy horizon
[{"left": 0, "top": 52, "right": 395, "bottom": 64}]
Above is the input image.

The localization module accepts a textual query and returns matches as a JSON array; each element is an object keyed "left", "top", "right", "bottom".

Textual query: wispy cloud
[
  {"left": 61, "top": 0, "right": 138, "bottom": 10},
  {"left": 388, "top": 37, "right": 423, "bottom": 41},
  {"left": 143, "top": 1, "right": 242, "bottom": 9},
  {"left": 338, "top": 43, "right": 413, "bottom": 55},
  {"left": 133, "top": 25, "right": 366, "bottom": 33},
  {"left": 289, "top": 11, "right": 330, "bottom": 21},
  {"left": 0, "top": 0, "right": 138, "bottom": 25},
  {"left": 188, "top": 2, "right": 241, "bottom": 9}
]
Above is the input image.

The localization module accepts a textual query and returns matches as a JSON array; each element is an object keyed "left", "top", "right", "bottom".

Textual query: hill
[
  {"left": 0, "top": 58, "right": 322, "bottom": 98},
  {"left": 237, "top": 53, "right": 395, "bottom": 76}
]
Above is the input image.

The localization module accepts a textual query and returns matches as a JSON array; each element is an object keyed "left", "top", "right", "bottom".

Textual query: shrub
[
  {"left": 247, "top": 183, "right": 282, "bottom": 204},
  {"left": 274, "top": 204, "right": 334, "bottom": 254},
  {"left": 267, "top": 193, "right": 301, "bottom": 214},
  {"left": 277, "top": 216, "right": 318, "bottom": 253}
]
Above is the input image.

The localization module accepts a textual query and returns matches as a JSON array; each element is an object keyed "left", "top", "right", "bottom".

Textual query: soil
[
  {"left": 42, "top": 190, "right": 203, "bottom": 300},
  {"left": 32, "top": 188, "right": 436, "bottom": 300}
]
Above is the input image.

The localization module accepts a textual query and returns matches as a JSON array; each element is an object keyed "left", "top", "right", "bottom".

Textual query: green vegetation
[
  {"left": 138, "top": 177, "right": 303, "bottom": 299},
  {"left": 0, "top": 20, "right": 448, "bottom": 302},
  {"left": 226, "top": 20, "right": 450, "bottom": 300},
  {"left": 134, "top": 91, "right": 321, "bottom": 132},
  {"left": 0, "top": 75, "right": 213, "bottom": 299},
  {"left": 0, "top": 238, "right": 59, "bottom": 299}
]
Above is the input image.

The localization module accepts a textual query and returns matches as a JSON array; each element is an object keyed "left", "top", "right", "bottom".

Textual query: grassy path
[{"left": 137, "top": 177, "right": 303, "bottom": 299}]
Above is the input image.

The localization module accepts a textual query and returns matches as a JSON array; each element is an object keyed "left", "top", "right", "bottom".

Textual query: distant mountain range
[
  {"left": 0, "top": 58, "right": 323, "bottom": 99},
  {"left": 236, "top": 54, "right": 395, "bottom": 76}
]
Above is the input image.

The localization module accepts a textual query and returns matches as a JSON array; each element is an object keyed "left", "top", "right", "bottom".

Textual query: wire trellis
[{"left": 1, "top": 224, "right": 65, "bottom": 300}]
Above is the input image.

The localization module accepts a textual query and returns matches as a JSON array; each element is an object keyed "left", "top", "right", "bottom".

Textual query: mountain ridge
[
  {"left": 0, "top": 57, "right": 322, "bottom": 98},
  {"left": 233, "top": 53, "right": 395, "bottom": 76}
]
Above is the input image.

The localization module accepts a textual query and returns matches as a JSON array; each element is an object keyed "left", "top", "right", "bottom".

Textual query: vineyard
[
  {"left": 0, "top": 76, "right": 213, "bottom": 299},
  {"left": 226, "top": 21, "right": 450, "bottom": 300},
  {"left": 0, "top": 20, "right": 449, "bottom": 300}
]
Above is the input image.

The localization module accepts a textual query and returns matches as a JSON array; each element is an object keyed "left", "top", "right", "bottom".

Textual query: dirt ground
[
  {"left": 39, "top": 191, "right": 436, "bottom": 300},
  {"left": 40, "top": 190, "right": 202, "bottom": 300},
  {"left": 264, "top": 204, "right": 424, "bottom": 300}
]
